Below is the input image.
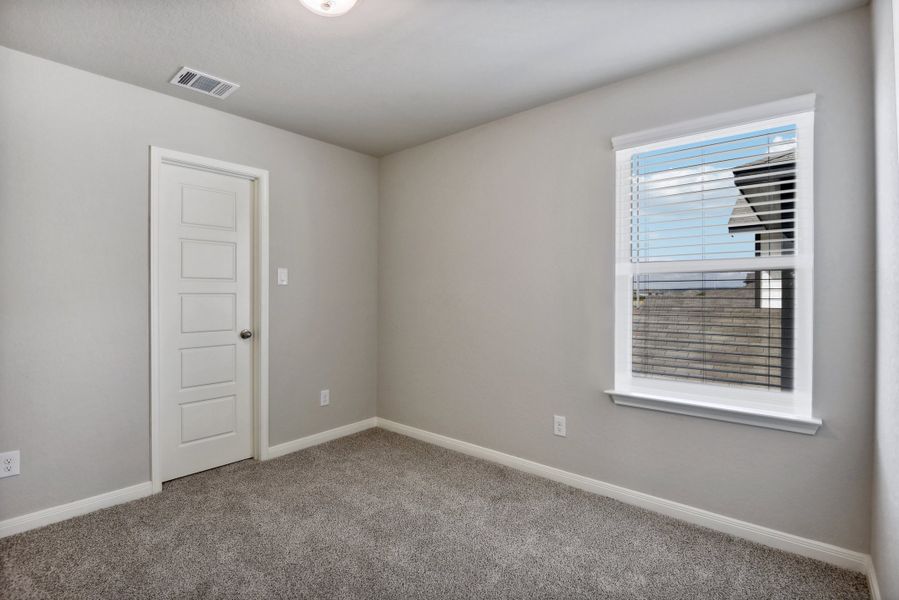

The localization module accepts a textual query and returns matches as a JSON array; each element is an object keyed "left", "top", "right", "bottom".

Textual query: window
[{"left": 608, "top": 97, "right": 820, "bottom": 434}]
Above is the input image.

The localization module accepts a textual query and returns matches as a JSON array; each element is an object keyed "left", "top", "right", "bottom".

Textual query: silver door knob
[{"left": 240, "top": 329, "right": 253, "bottom": 339}]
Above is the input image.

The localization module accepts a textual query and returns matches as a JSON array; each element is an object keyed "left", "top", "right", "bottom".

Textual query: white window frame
[{"left": 606, "top": 95, "right": 821, "bottom": 435}]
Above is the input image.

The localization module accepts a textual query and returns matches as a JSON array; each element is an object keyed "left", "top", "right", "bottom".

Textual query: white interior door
[{"left": 158, "top": 162, "right": 254, "bottom": 482}]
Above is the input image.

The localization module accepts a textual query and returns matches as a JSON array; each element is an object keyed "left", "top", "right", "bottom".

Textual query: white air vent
[{"left": 170, "top": 67, "right": 239, "bottom": 99}]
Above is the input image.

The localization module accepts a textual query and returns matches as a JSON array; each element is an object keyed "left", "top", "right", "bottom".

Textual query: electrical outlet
[
  {"left": 320, "top": 389, "right": 330, "bottom": 406},
  {"left": 553, "top": 415, "right": 566, "bottom": 437},
  {"left": 0, "top": 450, "right": 20, "bottom": 478}
]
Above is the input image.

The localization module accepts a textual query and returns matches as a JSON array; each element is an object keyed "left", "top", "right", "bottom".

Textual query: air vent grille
[{"left": 170, "top": 67, "right": 239, "bottom": 99}]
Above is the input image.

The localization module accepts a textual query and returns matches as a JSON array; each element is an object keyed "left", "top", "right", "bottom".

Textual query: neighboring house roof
[{"left": 727, "top": 151, "right": 795, "bottom": 233}]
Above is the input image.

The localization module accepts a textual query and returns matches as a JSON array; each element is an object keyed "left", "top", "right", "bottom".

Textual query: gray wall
[
  {"left": 379, "top": 7, "right": 874, "bottom": 551},
  {"left": 872, "top": 0, "right": 899, "bottom": 595},
  {"left": 0, "top": 46, "right": 379, "bottom": 520}
]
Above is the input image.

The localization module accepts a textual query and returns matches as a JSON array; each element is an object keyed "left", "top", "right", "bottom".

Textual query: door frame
[{"left": 149, "top": 146, "right": 270, "bottom": 493}]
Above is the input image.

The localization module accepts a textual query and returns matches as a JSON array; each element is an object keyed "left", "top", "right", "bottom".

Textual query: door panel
[
  {"left": 180, "top": 240, "right": 236, "bottom": 280},
  {"left": 180, "top": 345, "right": 236, "bottom": 388},
  {"left": 180, "top": 396, "right": 237, "bottom": 443},
  {"left": 159, "top": 163, "right": 254, "bottom": 482},
  {"left": 180, "top": 186, "right": 237, "bottom": 230},
  {"left": 180, "top": 294, "right": 235, "bottom": 333}
]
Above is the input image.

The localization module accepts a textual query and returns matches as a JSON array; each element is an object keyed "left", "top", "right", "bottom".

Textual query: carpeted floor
[{"left": 0, "top": 429, "right": 869, "bottom": 599}]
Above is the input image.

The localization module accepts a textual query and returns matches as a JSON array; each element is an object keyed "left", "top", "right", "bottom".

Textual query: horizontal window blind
[
  {"left": 616, "top": 119, "right": 809, "bottom": 395},
  {"left": 627, "top": 125, "right": 798, "bottom": 263},
  {"left": 632, "top": 270, "right": 795, "bottom": 391}
]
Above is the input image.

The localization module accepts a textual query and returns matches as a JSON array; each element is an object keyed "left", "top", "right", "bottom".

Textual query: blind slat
[
  {"left": 632, "top": 214, "right": 794, "bottom": 233},
  {"left": 634, "top": 139, "right": 796, "bottom": 170},
  {"left": 631, "top": 173, "right": 797, "bottom": 200},
  {"left": 631, "top": 344, "right": 786, "bottom": 361},
  {"left": 631, "top": 127, "right": 795, "bottom": 161},
  {"left": 634, "top": 164, "right": 796, "bottom": 191},
  {"left": 634, "top": 196, "right": 796, "bottom": 218},
  {"left": 633, "top": 184, "right": 797, "bottom": 206},
  {"left": 632, "top": 370, "right": 786, "bottom": 388},
  {"left": 633, "top": 229, "right": 797, "bottom": 247},
  {"left": 631, "top": 230, "right": 796, "bottom": 253}
]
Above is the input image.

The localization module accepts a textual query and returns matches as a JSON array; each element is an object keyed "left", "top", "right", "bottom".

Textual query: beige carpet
[{"left": 0, "top": 428, "right": 869, "bottom": 599}]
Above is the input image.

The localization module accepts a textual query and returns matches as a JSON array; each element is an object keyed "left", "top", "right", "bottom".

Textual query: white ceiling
[{"left": 0, "top": 0, "right": 866, "bottom": 156}]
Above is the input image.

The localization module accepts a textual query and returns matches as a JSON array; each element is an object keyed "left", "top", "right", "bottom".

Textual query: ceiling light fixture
[{"left": 300, "top": 0, "right": 357, "bottom": 17}]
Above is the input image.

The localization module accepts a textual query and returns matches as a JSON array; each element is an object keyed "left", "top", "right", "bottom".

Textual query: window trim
[
  {"left": 605, "top": 390, "right": 822, "bottom": 435},
  {"left": 606, "top": 99, "right": 819, "bottom": 434},
  {"left": 611, "top": 93, "right": 816, "bottom": 151}
]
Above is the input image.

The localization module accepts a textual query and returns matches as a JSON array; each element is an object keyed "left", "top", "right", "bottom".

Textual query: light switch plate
[{"left": 277, "top": 267, "right": 288, "bottom": 286}]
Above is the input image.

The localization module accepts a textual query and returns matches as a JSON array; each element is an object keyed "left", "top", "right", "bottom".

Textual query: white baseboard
[
  {"left": 0, "top": 419, "right": 377, "bottom": 539},
  {"left": 375, "top": 418, "right": 871, "bottom": 574},
  {"left": 0, "top": 481, "right": 154, "bottom": 539},
  {"left": 867, "top": 557, "right": 882, "bottom": 600},
  {"left": 1, "top": 416, "right": 874, "bottom": 592},
  {"left": 267, "top": 417, "right": 378, "bottom": 459}
]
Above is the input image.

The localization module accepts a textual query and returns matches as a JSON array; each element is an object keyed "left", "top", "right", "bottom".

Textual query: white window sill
[{"left": 605, "top": 390, "right": 822, "bottom": 435}]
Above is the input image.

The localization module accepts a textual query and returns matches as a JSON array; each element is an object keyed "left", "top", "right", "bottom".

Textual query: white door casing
[{"left": 150, "top": 148, "right": 269, "bottom": 491}]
